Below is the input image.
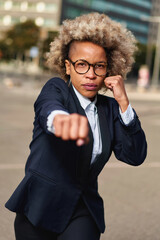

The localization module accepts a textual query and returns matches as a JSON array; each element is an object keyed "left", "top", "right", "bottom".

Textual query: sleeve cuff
[
  {"left": 119, "top": 104, "right": 134, "bottom": 125},
  {"left": 47, "top": 110, "right": 69, "bottom": 134}
]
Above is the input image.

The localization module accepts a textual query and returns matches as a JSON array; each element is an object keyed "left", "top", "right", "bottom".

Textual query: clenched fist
[
  {"left": 53, "top": 113, "right": 89, "bottom": 146},
  {"left": 104, "top": 75, "right": 129, "bottom": 112}
]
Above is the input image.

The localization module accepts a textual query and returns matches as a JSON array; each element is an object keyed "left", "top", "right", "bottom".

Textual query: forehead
[{"left": 68, "top": 41, "right": 107, "bottom": 60}]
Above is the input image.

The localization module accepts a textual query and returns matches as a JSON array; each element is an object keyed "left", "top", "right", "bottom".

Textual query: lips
[{"left": 82, "top": 84, "right": 97, "bottom": 90}]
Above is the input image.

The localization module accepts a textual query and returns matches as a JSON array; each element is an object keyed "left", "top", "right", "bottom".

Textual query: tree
[
  {"left": 41, "top": 31, "right": 58, "bottom": 69},
  {"left": 0, "top": 20, "right": 40, "bottom": 61},
  {"left": 133, "top": 43, "right": 156, "bottom": 76}
]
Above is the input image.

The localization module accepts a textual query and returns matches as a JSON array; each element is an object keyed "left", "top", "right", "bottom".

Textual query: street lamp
[{"left": 141, "top": 16, "right": 160, "bottom": 88}]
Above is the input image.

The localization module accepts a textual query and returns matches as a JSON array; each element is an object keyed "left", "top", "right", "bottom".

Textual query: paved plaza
[{"left": 0, "top": 78, "right": 160, "bottom": 240}]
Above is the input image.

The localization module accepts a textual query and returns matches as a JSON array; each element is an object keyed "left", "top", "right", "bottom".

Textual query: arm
[
  {"left": 34, "top": 78, "right": 70, "bottom": 134},
  {"left": 34, "top": 78, "right": 89, "bottom": 145},
  {"left": 104, "top": 75, "right": 147, "bottom": 165},
  {"left": 113, "top": 105, "right": 147, "bottom": 166}
]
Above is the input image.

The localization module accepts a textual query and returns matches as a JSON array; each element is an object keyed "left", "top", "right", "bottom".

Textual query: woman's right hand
[{"left": 53, "top": 114, "right": 89, "bottom": 146}]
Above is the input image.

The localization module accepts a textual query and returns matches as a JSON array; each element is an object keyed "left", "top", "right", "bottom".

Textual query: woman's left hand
[{"left": 104, "top": 75, "right": 129, "bottom": 112}]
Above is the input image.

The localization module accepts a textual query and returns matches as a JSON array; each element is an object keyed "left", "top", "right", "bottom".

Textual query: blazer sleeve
[
  {"left": 112, "top": 100, "right": 147, "bottom": 166},
  {"left": 34, "top": 78, "right": 69, "bottom": 134}
]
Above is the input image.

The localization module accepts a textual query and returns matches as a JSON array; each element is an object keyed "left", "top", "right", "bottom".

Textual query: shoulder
[
  {"left": 37, "top": 77, "right": 70, "bottom": 100},
  {"left": 41, "top": 77, "right": 68, "bottom": 93},
  {"left": 34, "top": 77, "right": 69, "bottom": 108}
]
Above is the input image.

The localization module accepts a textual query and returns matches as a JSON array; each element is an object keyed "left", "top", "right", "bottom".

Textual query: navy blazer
[{"left": 5, "top": 77, "right": 147, "bottom": 233}]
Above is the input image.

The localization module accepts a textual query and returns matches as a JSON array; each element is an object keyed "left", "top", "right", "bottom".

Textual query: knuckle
[
  {"left": 64, "top": 116, "right": 70, "bottom": 123},
  {"left": 81, "top": 116, "right": 87, "bottom": 122},
  {"left": 70, "top": 134, "right": 77, "bottom": 140},
  {"left": 54, "top": 116, "right": 63, "bottom": 124},
  {"left": 71, "top": 113, "right": 79, "bottom": 121}
]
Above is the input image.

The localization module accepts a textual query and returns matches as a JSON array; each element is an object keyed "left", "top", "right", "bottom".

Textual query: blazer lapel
[
  {"left": 68, "top": 85, "right": 94, "bottom": 184},
  {"left": 89, "top": 94, "right": 112, "bottom": 179}
]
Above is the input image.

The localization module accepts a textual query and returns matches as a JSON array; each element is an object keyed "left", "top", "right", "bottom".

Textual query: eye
[
  {"left": 95, "top": 63, "right": 106, "bottom": 69},
  {"left": 76, "top": 61, "right": 87, "bottom": 68}
]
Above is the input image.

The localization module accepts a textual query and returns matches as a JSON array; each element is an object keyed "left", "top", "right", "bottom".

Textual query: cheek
[{"left": 71, "top": 72, "right": 84, "bottom": 83}]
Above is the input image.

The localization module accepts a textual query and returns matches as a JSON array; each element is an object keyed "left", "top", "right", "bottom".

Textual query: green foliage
[
  {"left": 135, "top": 42, "right": 147, "bottom": 67},
  {"left": 41, "top": 31, "right": 58, "bottom": 69},
  {"left": 6, "top": 20, "right": 40, "bottom": 51},
  {"left": 130, "top": 42, "right": 147, "bottom": 76},
  {"left": 0, "top": 40, "right": 10, "bottom": 61},
  {"left": 0, "top": 20, "right": 40, "bottom": 61},
  {"left": 128, "top": 42, "right": 156, "bottom": 79},
  {"left": 42, "top": 31, "right": 58, "bottom": 54}
]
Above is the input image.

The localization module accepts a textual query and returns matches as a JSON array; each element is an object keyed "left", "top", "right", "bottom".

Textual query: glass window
[
  {"left": 4, "top": 1, "right": 12, "bottom": 10},
  {"left": 44, "top": 19, "right": 56, "bottom": 27},
  {"left": 12, "top": 17, "right": 19, "bottom": 24},
  {"left": 45, "top": 3, "right": 58, "bottom": 13},
  {"left": 65, "top": 7, "right": 88, "bottom": 19},
  {"left": 0, "top": 1, "right": 4, "bottom": 8},
  {"left": 67, "top": 0, "right": 84, "bottom": 3},
  {"left": 91, "top": 1, "right": 150, "bottom": 19},
  {"left": 21, "top": 2, "right": 28, "bottom": 11},
  {"left": 127, "top": 22, "right": 148, "bottom": 33},
  {"left": 122, "top": 0, "right": 152, "bottom": 9},
  {"left": 112, "top": 17, "right": 148, "bottom": 34},
  {"left": 28, "top": 2, "right": 36, "bottom": 11},
  {"left": 37, "top": 2, "right": 45, "bottom": 12},
  {"left": 136, "top": 36, "right": 147, "bottom": 44},
  {"left": 20, "top": 16, "right": 27, "bottom": 23},
  {"left": 3, "top": 15, "right": 12, "bottom": 26},
  {"left": 13, "top": 2, "right": 21, "bottom": 10},
  {"left": 67, "top": 0, "right": 92, "bottom": 6},
  {"left": 90, "top": 0, "right": 152, "bottom": 9},
  {"left": 35, "top": 17, "right": 44, "bottom": 26}
]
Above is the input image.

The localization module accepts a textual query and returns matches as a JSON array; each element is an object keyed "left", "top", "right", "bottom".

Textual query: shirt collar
[{"left": 72, "top": 85, "right": 97, "bottom": 110}]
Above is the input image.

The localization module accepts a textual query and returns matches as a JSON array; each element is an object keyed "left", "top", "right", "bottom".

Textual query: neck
[{"left": 89, "top": 96, "right": 96, "bottom": 102}]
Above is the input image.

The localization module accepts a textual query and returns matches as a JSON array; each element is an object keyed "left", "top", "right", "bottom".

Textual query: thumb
[{"left": 76, "top": 136, "right": 90, "bottom": 146}]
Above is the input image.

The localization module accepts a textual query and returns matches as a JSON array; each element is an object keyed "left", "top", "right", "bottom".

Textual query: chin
[{"left": 86, "top": 93, "right": 97, "bottom": 100}]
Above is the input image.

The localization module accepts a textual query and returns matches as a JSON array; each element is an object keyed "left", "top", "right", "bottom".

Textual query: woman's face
[{"left": 65, "top": 41, "right": 107, "bottom": 100}]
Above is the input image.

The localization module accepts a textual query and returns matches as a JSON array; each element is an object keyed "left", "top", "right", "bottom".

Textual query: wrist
[{"left": 118, "top": 98, "right": 129, "bottom": 113}]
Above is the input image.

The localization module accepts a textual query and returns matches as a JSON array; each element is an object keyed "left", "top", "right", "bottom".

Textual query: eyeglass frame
[{"left": 68, "top": 58, "right": 108, "bottom": 77}]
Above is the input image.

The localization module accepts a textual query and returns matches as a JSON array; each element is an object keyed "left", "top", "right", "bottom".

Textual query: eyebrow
[{"left": 70, "top": 58, "right": 107, "bottom": 64}]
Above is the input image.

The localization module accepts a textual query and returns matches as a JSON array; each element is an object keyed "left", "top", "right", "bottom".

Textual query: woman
[{"left": 5, "top": 12, "right": 147, "bottom": 240}]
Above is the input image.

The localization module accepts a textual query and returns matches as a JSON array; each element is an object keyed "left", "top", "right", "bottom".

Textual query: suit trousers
[{"left": 14, "top": 198, "right": 101, "bottom": 240}]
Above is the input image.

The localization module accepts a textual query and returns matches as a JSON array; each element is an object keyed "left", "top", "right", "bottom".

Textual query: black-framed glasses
[{"left": 68, "top": 58, "right": 107, "bottom": 76}]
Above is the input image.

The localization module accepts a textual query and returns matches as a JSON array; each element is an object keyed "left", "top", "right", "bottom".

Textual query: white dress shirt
[
  {"left": 47, "top": 85, "right": 134, "bottom": 163},
  {"left": 72, "top": 86, "right": 102, "bottom": 163}
]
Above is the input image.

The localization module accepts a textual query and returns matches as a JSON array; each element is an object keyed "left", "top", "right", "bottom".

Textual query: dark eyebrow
[
  {"left": 71, "top": 59, "right": 107, "bottom": 64},
  {"left": 94, "top": 61, "right": 107, "bottom": 64}
]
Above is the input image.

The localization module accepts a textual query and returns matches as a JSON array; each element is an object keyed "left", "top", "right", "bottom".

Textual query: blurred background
[
  {"left": 0, "top": 0, "right": 160, "bottom": 240},
  {"left": 0, "top": 0, "right": 160, "bottom": 88}
]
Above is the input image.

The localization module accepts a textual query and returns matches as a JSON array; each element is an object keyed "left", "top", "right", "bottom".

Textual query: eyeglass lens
[{"left": 74, "top": 60, "right": 107, "bottom": 76}]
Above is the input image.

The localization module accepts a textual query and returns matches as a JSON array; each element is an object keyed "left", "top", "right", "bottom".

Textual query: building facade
[
  {"left": 60, "top": 0, "right": 152, "bottom": 44},
  {"left": 0, "top": 0, "right": 62, "bottom": 33},
  {"left": 148, "top": 0, "right": 160, "bottom": 44}
]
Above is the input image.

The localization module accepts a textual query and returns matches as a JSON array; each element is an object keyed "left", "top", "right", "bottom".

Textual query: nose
[{"left": 85, "top": 66, "right": 96, "bottom": 79}]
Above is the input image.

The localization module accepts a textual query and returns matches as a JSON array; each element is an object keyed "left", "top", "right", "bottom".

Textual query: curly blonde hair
[{"left": 47, "top": 12, "right": 137, "bottom": 81}]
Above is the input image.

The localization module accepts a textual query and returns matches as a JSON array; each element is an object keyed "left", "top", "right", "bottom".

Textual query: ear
[{"left": 65, "top": 60, "right": 71, "bottom": 75}]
